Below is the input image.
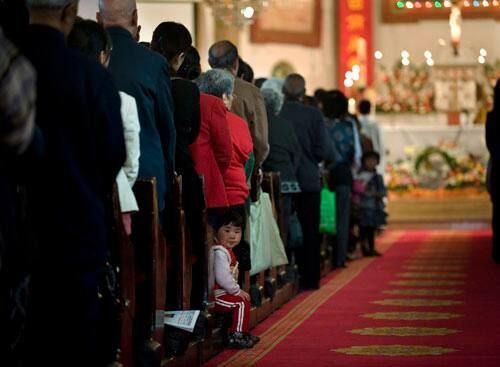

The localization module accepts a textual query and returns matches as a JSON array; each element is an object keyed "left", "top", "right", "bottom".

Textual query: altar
[{"left": 378, "top": 114, "right": 487, "bottom": 164}]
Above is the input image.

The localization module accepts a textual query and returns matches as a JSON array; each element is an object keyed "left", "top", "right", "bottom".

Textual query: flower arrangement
[
  {"left": 386, "top": 158, "right": 418, "bottom": 192},
  {"left": 375, "top": 63, "right": 435, "bottom": 114},
  {"left": 385, "top": 143, "right": 487, "bottom": 193},
  {"left": 444, "top": 154, "right": 487, "bottom": 190}
]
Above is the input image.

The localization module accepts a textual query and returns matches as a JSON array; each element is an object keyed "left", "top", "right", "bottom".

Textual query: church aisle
[{"left": 205, "top": 230, "right": 500, "bottom": 367}]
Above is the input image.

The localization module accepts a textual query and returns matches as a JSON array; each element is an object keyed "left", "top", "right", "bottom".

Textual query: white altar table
[{"left": 379, "top": 122, "right": 487, "bottom": 163}]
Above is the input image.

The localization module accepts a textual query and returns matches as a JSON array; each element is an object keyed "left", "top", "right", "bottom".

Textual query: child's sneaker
[
  {"left": 227, "top": 332, "right": 255, "bottom": 349},
  {"left": 245, "top": 333, "right": 260, "bottom": 344}
]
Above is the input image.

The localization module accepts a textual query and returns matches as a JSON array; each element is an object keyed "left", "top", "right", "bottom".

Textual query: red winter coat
[
  {"left": 224, "top": 112, "right": 253, "bottom": 206},
  {"left": 190, "top": 93, "right": 233, "bottom": 208}
]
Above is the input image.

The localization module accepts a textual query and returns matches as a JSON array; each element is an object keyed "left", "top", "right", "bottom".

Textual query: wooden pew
[
  {"left": 110, "top": 185, "right": 136, "bottom": 367},
  {"left": 261, "top": 173, "right": 296, "bottom": 311},
  {"left": 162, "top": 176, "right": 200, "bottom": 366},
  {"left": 130, "top": 178, "right": 167, "bottom": 367},
  {"left": 259, "top": 173, "right": 278, "bottom": 318}
]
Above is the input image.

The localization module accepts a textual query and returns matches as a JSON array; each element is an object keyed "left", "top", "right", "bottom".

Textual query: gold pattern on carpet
[
  {"left": 403, "top": 265, "right": 465, "bottom": 271},
  {"left": 362, "top": 311, "right": 463, "bottom": 320},
  {"left": 350, "top": 326, "right": 460, "bottom": 336},
  {"left": 383, "top": 289, "right": 463, "bottom": 296},
  {"left": 390, "top": 279, "right": 465, "bottom": 286},
  {"left": 332, "top": 345, "right": 457, "bottom": 356},
  {"left": 216, "top": 231, "right": 405, "bottom": 367},
  {"left": 372, "top": 298, "right": 463, "bottom": 306},
  {"left": 397, "top": 272, "right": 466, "bottom": 278}
]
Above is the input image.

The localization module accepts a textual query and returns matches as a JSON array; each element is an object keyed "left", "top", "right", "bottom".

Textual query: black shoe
[
  {"left": 227, "top": 332, "right": 255, "bottom": 349},
  {"left": 371, "top": 249, "right": 382, "bottom": 257},
  {"left": 245, "top": 333, "right": 261, "bottom": 344}
]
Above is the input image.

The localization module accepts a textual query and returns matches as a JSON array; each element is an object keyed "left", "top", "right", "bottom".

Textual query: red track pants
[{"left": 214, "top": 293, "right": 250, "bottom": 333}]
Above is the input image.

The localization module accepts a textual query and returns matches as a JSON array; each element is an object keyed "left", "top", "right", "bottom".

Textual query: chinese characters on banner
[{"left": 338, "top": 0, "right": 373, "bottom": 94}]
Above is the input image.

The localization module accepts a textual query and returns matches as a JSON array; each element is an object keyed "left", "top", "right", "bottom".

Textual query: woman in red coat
[
  {"left": 190, "top": 92, "right": 233, "bottom": 215},
  {"left": 197, "top": 70, "right": 253, "bottom": 211}
]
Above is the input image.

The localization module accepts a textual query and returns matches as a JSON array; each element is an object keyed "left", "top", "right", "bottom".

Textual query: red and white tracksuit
[{"left": 212, "top": 245, "right": 250, "bottom": 333}]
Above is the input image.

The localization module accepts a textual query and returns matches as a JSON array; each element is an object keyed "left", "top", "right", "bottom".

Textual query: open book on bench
[{"left": 164, "top": 310, "right": 201, "bottom": 333}]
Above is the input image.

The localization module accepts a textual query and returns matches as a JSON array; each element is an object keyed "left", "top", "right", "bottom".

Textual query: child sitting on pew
[{"left": 209, "top": 211, "right": 260, "bottom": 348}]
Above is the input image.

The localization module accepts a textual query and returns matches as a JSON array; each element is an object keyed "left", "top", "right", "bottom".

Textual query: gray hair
[
  {"left": 261, "top": 78, "right": 284, "bottom": 95},
  {"left": 26, "top": 0, "right": 75, "bottom": 9},
  {"left": 261, "top": 88, "right": 284, "bottom": 116},
  {"left": 98, "top": 0, "right": 136, "bottom": 22},
  {"left": 197, "top": 69, "right": 234, "bottom": 99}
]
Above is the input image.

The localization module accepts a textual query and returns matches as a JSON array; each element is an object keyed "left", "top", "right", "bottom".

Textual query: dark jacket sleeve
[
  {"left": 172, "top": 79, "right": 200, "bottom": 144},
  {"left": 288, "top": 126, "right": 302, "bottom": 175},
  {"left": 486, "top": 110, "right": 500, "bottom": 161},
  {"left": 210, "top": 100, "right": 232, "bottom": 174},
  {"left": 312, "top": 109, "right": 334, "bottom": 163},
  {"left": 155, "top": 62, "right": 177, "bottom": 178},
  {"left": 95, "top": 71, "right": 126, "bottom": 187},
  {"left": 188, "top": 84, "right": 201, "bottom": 145}
]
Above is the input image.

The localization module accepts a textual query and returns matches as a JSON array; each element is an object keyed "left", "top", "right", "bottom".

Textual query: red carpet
[{"left": 205, "top": 230, "right": 500, "bottom": 367}]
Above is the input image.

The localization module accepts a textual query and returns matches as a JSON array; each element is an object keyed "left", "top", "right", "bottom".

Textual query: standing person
[
  {"left": 323, "top": 90, "right": 361, "bottom": 268},
  {"left": 98, "top": 0, "right": 176, "bottom": 217},
  {"left": 237, "top": 57, "right": 254, "bottom": 84},
  {"left": 359, "top": 99, "right": 384, "bottom": 175},
  {"left": 67, "top": 19, "right": 140, "bottom": 235},
  {"left": 21, "top": 1, "right": 126, "bottom": 365},
  {"left": 0, "top": 26, "right": 36, "bottom": 366},
  {"left": 208, "top": 40, "right": 269, "bottom": 167},
  {"left": 486, "top": 79, "right": 500, "bottom": 264},
  {"left": 197, "top": 70, "right": 253, "bottom": 214},
  {"left": 279, "top": 74, "right": 333, "bottom": 290},
  {"left": 150, "top": 22, "right": 200, "bottom": 178},
  {"left": 357, "top": 151, "right": 386, "bottom": 257},
  {"left": 261, "top": 87, "right": 301, "bottom": 247},
  {"left": 150, "top": 22, "right": 206, "bottom": 308},
  {"left": 190, "top": 91, "right": 233, "bottom": 225}
]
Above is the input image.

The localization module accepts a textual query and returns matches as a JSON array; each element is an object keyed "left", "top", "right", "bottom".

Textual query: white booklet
[{"left": 164, "top": 310, "right": 201, "bottom": 333}]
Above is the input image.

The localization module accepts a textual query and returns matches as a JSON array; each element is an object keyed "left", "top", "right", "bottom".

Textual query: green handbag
[{"left": 319, "top": 182, "right": 337, "bottom": 235}]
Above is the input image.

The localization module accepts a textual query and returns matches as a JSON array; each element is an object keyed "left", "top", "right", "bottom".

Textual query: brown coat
[{"left": 231, "top": 77, "right": 269, "bottom": 166}]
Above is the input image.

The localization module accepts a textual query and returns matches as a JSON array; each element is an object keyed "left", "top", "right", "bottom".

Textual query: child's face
[
  {"left": 216, "top": 223, "right": 242, "bottom": 249},
  {"left": 363, "top": 157, "right": 378, "bottom": 171}
]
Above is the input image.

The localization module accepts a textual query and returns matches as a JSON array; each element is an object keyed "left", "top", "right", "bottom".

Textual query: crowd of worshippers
[{"left": 0, "top": 0, "right": 387, "bottom": 365}]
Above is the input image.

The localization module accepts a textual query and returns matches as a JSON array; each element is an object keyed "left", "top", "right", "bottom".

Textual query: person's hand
[{"left": 239, "top": 290, "right": 250, "bottom": 301}]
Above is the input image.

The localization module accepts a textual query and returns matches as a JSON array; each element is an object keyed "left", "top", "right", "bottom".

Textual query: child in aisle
[
  {"left": 209, "top": 211, "right": 260, "bottom": 348},
  {"left": 358, "top": 151, "right": 387, "bottom": 256}
]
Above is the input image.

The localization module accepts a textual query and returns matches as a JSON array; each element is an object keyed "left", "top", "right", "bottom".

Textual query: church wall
[
  {"left": 374, "top": 3, "right": 500, "bottom": 68},
  {"left": 77, "top": 1, "right": 195, "bottom": 45},
  {"left": 238, "top": 0, "right": 336, "bottom": 93}
]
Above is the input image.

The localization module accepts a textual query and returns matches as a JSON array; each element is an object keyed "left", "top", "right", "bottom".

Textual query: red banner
[{"left": 338, "top": 0, "right": 373, "bottom": 94}]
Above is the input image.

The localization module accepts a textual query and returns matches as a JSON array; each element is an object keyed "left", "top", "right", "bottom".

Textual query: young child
[
  {"left": 358, "top": 151, "right": 387, "bottom": 257},
  {"left": 209, "top": 211, "right": 260, "bottom": 348}
]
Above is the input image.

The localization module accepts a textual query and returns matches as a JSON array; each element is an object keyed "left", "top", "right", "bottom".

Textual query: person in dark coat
[
  {"left": 261, "top": 87, "right": 301, "bottom": 247},
  {"left": 279, "top": 74, "right": 334, "bottom": 290},
  {"left": 323, "top": 90, "right": 362, "bottom": 268},
  {"left": 486, "top": 79, "right": 500, "bottom": 264},
  {"left": 150, "top": 22, "right": 200, "bottom": 177},
  {"left": 150, "top": 22, "right": 207, "bottom": 309},
  {"left": 0, "top": 24, "right": 36, "bottom": 366},
  {"left": 20, "top": 1, "right": 126, "bottom": 365},
  {"left": 98, "top": 0, "right": 176, "bottom": 215}
]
